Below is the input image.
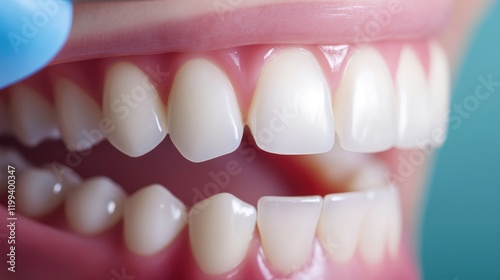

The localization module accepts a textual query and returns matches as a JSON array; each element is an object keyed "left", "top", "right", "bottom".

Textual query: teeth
[
  {"left": 257, "top": 196, "right": 322, "bottom": 273},
  {"left": 386, "top": 187, "right": 402, "bottom": 258},
  {"left": 167, "top": 59, "right": 243, "bottom": 162},
  {"left": 248, "top": 48, "right": 335, "bottom": 154},
  {"left": 428, "top": 41, "right": 450, "bottom": 145},
  {"left": 54, "top": 79, "right": 104, "bottom": 151},
  {"left": 0, "top": 147, "right": 31, "bottom": 195},
  {"left": 395, "top": 46, "right": 432, "bottom": 148},
  {"left": 124, "top": 184, "right": 187, "bottom": 255},
  {"left": 189, "top": 193, "right": 256, "bottom": 275},
  {"left": 42, "top": 162, "right": 82, "bottom": 189},
  {"left": 358, "top": 188, "right": 392, "bottom": 265},
  {"left": 0, "top": 98, "right": 9, "bottom": 135},
  {"left": 334, "top": 47, "right": 397, "bottom": 152},
  {"left": 16, "top": 168, "right": 65, "bottom": 218},
  {"left": 317, "top": 192, "right": 366, "bottom": 263},
  {"left": 9, "top": 85, "right": 60, "bottom": 146},
  {"left": 65, "top": 177, "right": 126, "bottom": 235},
  {"left": 103, "top": 62, "right": 168, "bottom": 157},
  {"left": 348, "top": 160, "right": 389, "bottom": 192}
]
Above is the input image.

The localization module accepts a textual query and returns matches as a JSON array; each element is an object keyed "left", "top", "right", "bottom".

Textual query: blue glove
[{"left": 0, "top": 0, "right": 73, "bottom": 89}]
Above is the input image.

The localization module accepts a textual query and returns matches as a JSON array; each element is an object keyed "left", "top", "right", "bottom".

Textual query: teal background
[{"left": 421, "top": 1, "right": 500, "bottom": 279}]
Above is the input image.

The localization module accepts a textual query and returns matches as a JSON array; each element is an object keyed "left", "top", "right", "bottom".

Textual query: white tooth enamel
[
  {"left": 395, "top": 46, "right": 432, "bottom": 148},
  {"left": 103, "top": 62, "right": 167, "bottom": 157},
  {"left": 0, "top": 98, "right": 9, "bottom": 135},
  {"left": 189, "top": 193, "right": 256, "bottom": 275},
  {"left": 428, "top": 41, "right": 450, "bottom": 145},
  {"left": 358, "top": 189, "right": 391, "bottom": 265},
  {"left": 348, "top": 160, "right": 389, "bottom": 192},
  {"left": 124, "top": 184, "right": 187, "bottom": 255},
  {"left": 65, "top": 177, "right": 126, "bottom": 235},
  {"left": 55, "top": 79, "right": 104, "bottom": 151},
  {"left": 167, "top": 59, "right": 243, "bottom": 162},
  {"left": 334, "top": 47, "right": 398, "bottom": 152},
  {"left": 257, "top": 196, "right": 322, "bottom": 273},
  {"left": 17, "top": 168, "right": 65, "bottom": 218},
  {"left": 248, "top": 48, "right": 335, "bottom": 154},
  {"left": 42, "top": 162, "right": 82, "bottom": 190},
  {"left": 317, "top": 192, "right": 365, "bottom": 263},
  {"left": 0, "top": 148, "right": 31, "bottom": 195},
  {"left": 386, "top": 187, "right": 402, "bottom": 258},
  {"left": 9, "top": 85, "right": 60, "bottom": 146}
]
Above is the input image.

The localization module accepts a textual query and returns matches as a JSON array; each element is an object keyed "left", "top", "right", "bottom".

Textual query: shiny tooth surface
[
  {"left": 189, "top": 193, "right": 256, "bottom": 275},
  {"left": 317, "top": 192, "right": 366, "bottom": 263},
  {"left": 124, "top": 184, "right": 187, "bottom": 255},
  {"left": 65, "top": 177, "right": 126, "bottom": 235},
  {"left": 55, "top": 79, "right": 104, "bottom": 151},
  {"left": 248, "top": 48, "right": 335, "bottom": 154},
  {"left": 257, "top": 196, "right": 322, "bottom": 273},
  {"left": 17, "top": 168, "right": 65, "bottom": 218},
  {"left": 395, "top": 46, "right": 432, "bottom": 148},
  {"left": 9, "top": 85, "right": 60, "bottom": 146},
  {"left": 103, "top": 62, "right": 167, "bottom": 157},
  {"left": 428, "top": 41, "right": 451, "bottom": 145},
  {"left": 42, "top": 162, "right": 82, "bottom": 190},
  {"left": 358, "top": 189, "right": 392, "bottom": 265},
  {"left": 167, "top": 59, "right": 243, "bottom": 162},
  {"left": 334, "top": 47, "right": 398, "bottom": 152},
  {"left": 0, "top": 98, "right": 9, "bottom": 135}
]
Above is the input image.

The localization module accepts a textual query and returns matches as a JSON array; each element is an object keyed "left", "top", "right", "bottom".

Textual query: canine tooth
[
  {"left": 189, "top": 193, "right": 256, "bottom": 274},
  {"left": 358, "top": 189, "right": 391, "bottom": 265},
  {"left": 395, "top": 46, "right": 432, "bottom": 148},
  {"left": 124, "top": 184, "right": 187, "bottom": 255},
  {"left": 248, "top": 48, "right": 335, "bottom": 154},
  {"left": 317, "top": 192, "right": 365, "bottom": 263},
  {"left": 9, "top": 85, "right": 60, "bottom": 146},
  {"left": 428, "top": 41, "right": 450, "bottom": 145},
  {"left": 257, "top": 196, "right": 322, "bottom": 273},
  {"left": 103, "top": 62, "right": 167, "bottom": 157},
  {"left": 17, "top": 168, "right": 65, "bottom": 218},
  {"left": 167, "top": 59, "right": 243, "bottom": 162},
  {"left": 334, "top": 47, "right": 397, "bottom": 152},
  {"left": 55, "top": 79, "right": 104, "bottom": 151},
  {"left": 65, "top": 177, "right": 126, "bottom": 235}
]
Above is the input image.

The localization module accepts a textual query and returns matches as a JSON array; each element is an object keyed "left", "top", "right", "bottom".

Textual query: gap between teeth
[{"left": 0, "top": 40, "right": 450, "bottom": 162}]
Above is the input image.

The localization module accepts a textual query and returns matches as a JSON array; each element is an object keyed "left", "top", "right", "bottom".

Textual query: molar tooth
[
  {"left": 103, "top": 62, "right": 167, "bottom": 157},
  {"left": 358, "top": 189, "right": 392, "bottom": 265},
  {"left": 65, "top": 177, "right": 126, "bottom": 235},
  {"left": 167, "top": 59, "right": 243, "bottom": 162},
  {"left": 257, "top": 195, "right": 322, "bottom": 273},
  {"left": 124, "top": 184, "right": 187, "bottom": 255},
  {"left": 9, "top": 85, "right": 60, "bottom": 146},
  {"left": 189, "top": 193, "right": 256, "bottom": 275},
  {"left": 317, "top": 192, "right": 366, "bottom": 263},
  {"left": 334, "top": 47, "right": 397, "bottom": 152},
  {"left": 428, "top": 41, "right": 450, "bottom": 145},
  {"left": 395, "top": 46, "right": 432, "bottom": 148},
  {"left": 17, "top": 168, "right": 65, "bottom": 218},
  {"left": 55, "top": 79, "right": 104, "bottom": 151},
  {"left": 248, "top": 48, "right": 335, "bottom": 155}
]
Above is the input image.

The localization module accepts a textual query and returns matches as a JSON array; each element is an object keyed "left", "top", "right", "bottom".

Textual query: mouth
[{"left": 0, "top": 0, "right": 452, "bottom": 279}]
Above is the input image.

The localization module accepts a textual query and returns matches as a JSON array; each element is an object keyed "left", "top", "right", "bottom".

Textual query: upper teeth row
[
  {"left": 0, "top": 41, "right": 449, "bottom": 162},
  {"left": 0, "top": 147, "right": 401, "bottom": 276}
]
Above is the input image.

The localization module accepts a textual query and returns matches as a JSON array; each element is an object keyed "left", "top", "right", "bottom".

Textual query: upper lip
[{"left": 54, "top": 0, "right": 452, "bottom": 64}]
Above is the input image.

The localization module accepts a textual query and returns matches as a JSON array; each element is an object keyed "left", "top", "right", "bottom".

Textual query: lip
[{"left": 54, "top": 0, "right": 453, "bottom": 64}]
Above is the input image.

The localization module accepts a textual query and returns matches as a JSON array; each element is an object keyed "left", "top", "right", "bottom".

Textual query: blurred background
[{"left": 421, "top": 1, "right": 500, "bottom": 279}]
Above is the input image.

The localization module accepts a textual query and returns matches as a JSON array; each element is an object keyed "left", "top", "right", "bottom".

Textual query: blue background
[{"left": 421, "top": 1, "right": 500, "bottom": 279}]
